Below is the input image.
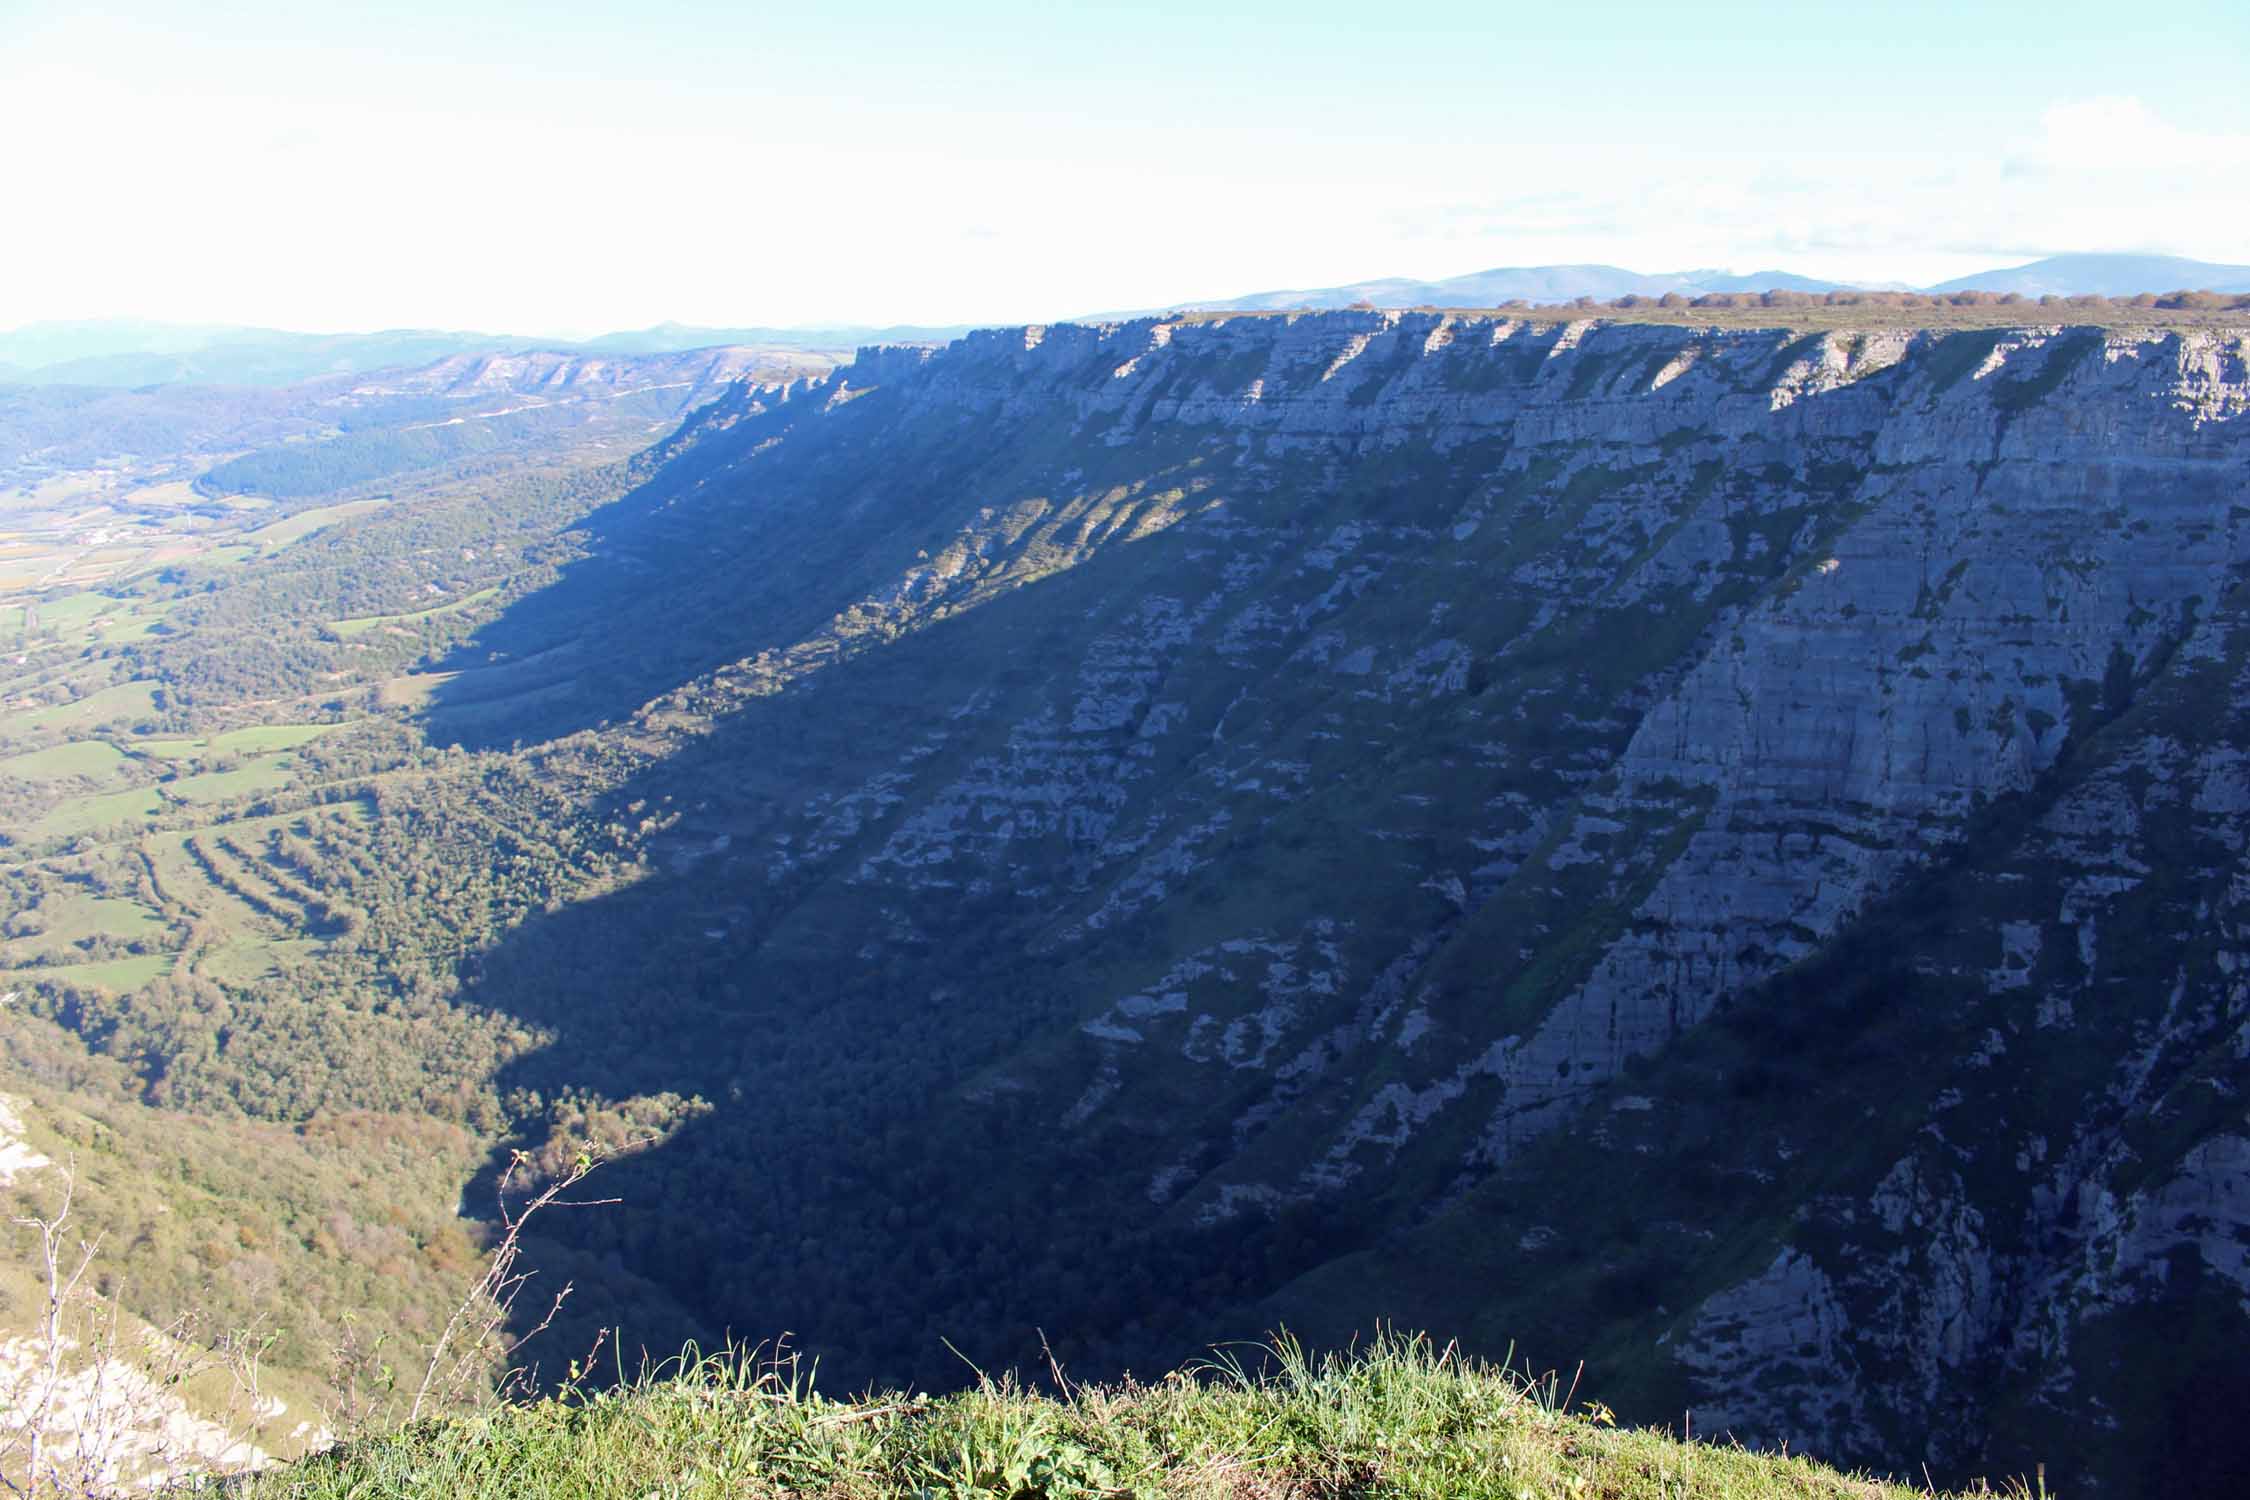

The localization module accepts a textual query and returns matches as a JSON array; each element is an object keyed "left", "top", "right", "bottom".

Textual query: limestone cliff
[{"left": 441, "top": 311, "right": 2250, "bottom": 1495}]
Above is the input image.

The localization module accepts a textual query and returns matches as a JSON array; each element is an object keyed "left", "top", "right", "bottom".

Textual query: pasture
[
  {"left": 331, "top": 586, "right": 498, "bottom": 637},
  {"left": 138, "top": 723, "right": 337, "bottom": 759},
  {"left": 17, "top": 679, "right": 160, "bottom": 733},
  {"left": 242, "top": 498, "right": 389, "bottom": 549},
  {"left": 0, "top": 739, "right": 129, "bottom": 782}
]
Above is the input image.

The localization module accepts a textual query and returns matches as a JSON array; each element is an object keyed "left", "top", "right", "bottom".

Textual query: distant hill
[
  {"left": 0, "top": 317, "right": 249, "bottom": 370},
  {"left": 579, "top": 320, "right": 973, "bottom": 355},
  {"left": 0, "top": 319, "right": 892, "bottom": 390},
  {"left": 1140, "top": 264, "right": 1862, "bottom": 315},
  {"left": 0, "top": 344, "right": 832, "bottom": 490},
  {"left": 1925, "top": 253, "right": 2250, "bottom": 297},
  {"left": 0, "top": 322, "right": 567, "bottom": 388},
  {"left": 1150, "top": 254, "right": 2249, "bottom": 315}
]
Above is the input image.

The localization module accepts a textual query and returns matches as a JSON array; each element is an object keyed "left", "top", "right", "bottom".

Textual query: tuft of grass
[{"left": 226, "top": 1330, "right": 2013, "bottom": 1498}]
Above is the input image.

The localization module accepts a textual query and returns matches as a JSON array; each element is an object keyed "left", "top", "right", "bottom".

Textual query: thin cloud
[{"left": 2016, "top": 96, "right": 2250, "bottom": 174}]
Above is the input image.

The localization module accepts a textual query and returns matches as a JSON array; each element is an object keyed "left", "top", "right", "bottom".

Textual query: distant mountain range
[
  {"left": 1921, "top": 252, "right": 2250, "bottom": 297},
  {"left": 1157, "top": 265, "right": 1878, "bottom": 314},
  {"left": 573, "top": 321, "right": 970, "bottom": 356},
  {"left": 0, "top": 319, "right": 968, "bottom": 390},
  {"left": 0, "top": 343, "right": 833, "bottom": 490},
  {"left": 7, "top": 253, "right": 2245, "bottom": 392},
  {"left": 1160, "top": 253, "right": 2250, "bottom": 315}
]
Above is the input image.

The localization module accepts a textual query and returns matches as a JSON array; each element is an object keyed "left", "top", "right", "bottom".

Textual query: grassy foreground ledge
[{"left": 225, "top": 1333, "right": 2005, "bottom": 1499}]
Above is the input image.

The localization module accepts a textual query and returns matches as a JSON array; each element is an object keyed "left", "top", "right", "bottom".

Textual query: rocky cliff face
[{"left": 436, "top": 311, "right": 2250, "bottom": 1494}]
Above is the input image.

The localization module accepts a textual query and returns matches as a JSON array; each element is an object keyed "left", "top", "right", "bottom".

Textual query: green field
[
  {"left": 16, "top": 679, "right": 160, "bottom": 733},
  {"left": 199, "top": 933, "right": 323, "bottom": 985},
  {"left": 145, "top": 829, "right": 270, "bottom": 930},
  {"left": 331, "top": 585, "right": 498, "bottom": 637},
  {"left": 29, "top": 784, "right": 164, "bottom": 837},
  {"left": 138, "top": 723, "right": 336, "bottom": 758},
  {"left": 26, "top": 590, "right": 115, "bottom": 631},
  {"left": 243, "top": 498, "right": 389, "bottom": 548},
  {"left": 119, "top": 480, "right": 221, "bottom": 509},
  {"left": 2, "top": 952, "right": 174, "bottom": 991},
  {"left": 1, "top": 889, "right": 167, "bottom": 956},
  {"left": 0, "top": 738, "right": 128, "bottom": 782},
  {"left": 165, "top": 753, "right": 300, "bottom": 804},
  {"left": 26, "top": 747, "right": 309, "bottom": 836},
  {"left": 140, "top": 800, "right": 372, "bottom": 935},
  {"left": 95, "top": 603, "right": 176, "bottom": 644},
  {"left": 54, "top": 892, "right": 166, "bottom": 943},
  {"left": 14, "top": 590, "right": 180, "bottom": 645}
]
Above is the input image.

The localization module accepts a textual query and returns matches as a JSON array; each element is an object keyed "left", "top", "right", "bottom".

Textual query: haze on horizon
[{"left": 3, "top": 0, "right": 2246, "bottom": 338}]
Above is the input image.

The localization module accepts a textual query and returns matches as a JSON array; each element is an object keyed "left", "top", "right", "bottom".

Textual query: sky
[{"left": 2, "top": 0, "right": 2247, "bottom": 336}]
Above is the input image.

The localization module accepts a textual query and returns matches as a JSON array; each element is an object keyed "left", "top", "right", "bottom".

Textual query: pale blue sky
[{"left": 2, "top": 0, "right": 2245, "bottom": 333}]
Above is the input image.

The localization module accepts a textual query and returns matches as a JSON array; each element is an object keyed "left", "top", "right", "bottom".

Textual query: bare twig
[
  {"left": 2, "top": 1160, "right": 98, "bottom": 1498},
  {"left": 3, "top": 1160, "right": 278, "bottom": 1496},
  {"left": 409, "top": 1143, "right": 628, "bottom": 1422}
]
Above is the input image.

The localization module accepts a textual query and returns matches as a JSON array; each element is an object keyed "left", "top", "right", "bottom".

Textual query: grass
[
  {"left": 231, "top": 1332, "right": 1986, "bottom": 1499},
  {"left": 0, "top": 474, "right": 117, "bottom": 509},
  {"left": 2, "top": 951, "right": 172, "bottom": 990},
  {"left": 28, "top": 784, "right": 164, "bottom": 837},
  {"left": 198, "top": 932, "right": 322, "bottom": 984},
  {"left": 379, "top": 671, "right": 457, "bottom": 709},
  {"left": 165, "top": 753, "right": 301, "bottom": 804},
  {"left": 95, "top": 603, "right": 177, "bottom": 644},
  {"left": 119, "top": 480, "right": 220, "bottom": 509},
  {"left": 242, "top": 499, "right": 390, "bottom": 549},
  {"left": 0, "top": 738, "right": 127, "bottom": 782},
  {"left": 139, "top": 802, "right": 370, "bottom": 941},
  {"left": 15, "top": 679, "right": 159, "bottom": 733},
  {"left": 332, "top": 586, "right": 499, "bottom": 637},
  {"left": 145, "top": 829, "right": 271, "bottom": 930},
  {"left": 136, "top": 722, "right": 337, "bottom": 758},
  {"left": 0, "top": 562, "right": 63, "bottom": 591},
  {"left": 22, "top": 747, "right": 302, "bottom": 838},
  {"left": 24, "top": 591, "right": 115, "bottom": 631},
  {"left": 2, "top": 889, "right": 165, "bottom": 949}
]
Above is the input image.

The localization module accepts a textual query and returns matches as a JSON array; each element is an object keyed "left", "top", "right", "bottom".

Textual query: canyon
[{"left": 4, "top": 309, "right": 2246, "bottom": 1494}]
